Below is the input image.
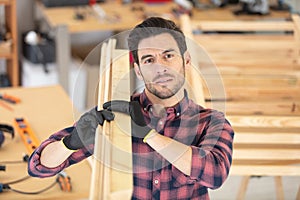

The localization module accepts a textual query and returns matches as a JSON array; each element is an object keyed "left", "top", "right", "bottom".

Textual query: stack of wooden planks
[{"left": 180, "top": 14, "right": 300, "bottom": 200}]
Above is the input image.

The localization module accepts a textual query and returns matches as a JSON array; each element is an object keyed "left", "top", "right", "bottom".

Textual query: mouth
[{"left": 154, "top": 77, "right": 173, "bottom": 85}]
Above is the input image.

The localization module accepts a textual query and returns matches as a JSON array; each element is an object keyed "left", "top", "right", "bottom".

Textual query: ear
[
  {"left": 134, "top": 63, "right": 143, "bottom": 80},
  {"left": 183, "top": 51, "right": 191, "bottom": 68}
]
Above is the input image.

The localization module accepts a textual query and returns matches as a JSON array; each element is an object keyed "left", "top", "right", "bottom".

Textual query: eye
[
  {"left": 142, "top": 57, "right": 155, "bottom": 65},
  {"left": 164, "top": 53, "right": 175, "bottom": 60}
]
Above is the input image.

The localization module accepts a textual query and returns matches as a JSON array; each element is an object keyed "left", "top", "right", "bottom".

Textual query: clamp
[{"left": 56, "top": 172, "right": 72, "bottom": 192}]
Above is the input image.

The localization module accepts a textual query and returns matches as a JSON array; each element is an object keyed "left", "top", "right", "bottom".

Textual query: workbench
[
  {"left": 34, "top": 0, "right": 177, "bottom": 92},
  {"left": 0, "top": 85, "right": 91, "bottom": 200},
  {"left": 34, "top": 0, "right": 291, "bottom": 92}
]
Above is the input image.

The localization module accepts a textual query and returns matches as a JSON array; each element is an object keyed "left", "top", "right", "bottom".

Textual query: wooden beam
[
  {"left": 227, "top": 115, "right": 300, "bottom": 129},
  {"left": 193, "top": 21, "right": 295, "bottom": 32},
  {"left": 89, "top": 39, "right": 116, "bottom": 200},
  {"left": 274, "top": 176, "right": 284, "bottom": 200},
  {"left": 89, "top": 41, "right": 108, "bottom": 200},
  {"left": 219, "top": 101, "right": 300, "bottom": 116},
  {"left": 230, "top": 165, "right": 300, "bottom": 176},
  {"left": 234, "top": 132, "right": 300, "bottom": 145},
  {"left": 236, "top": 176, "right": 250, "bottom": 200},
  {"left": 233, "top": 148, "right": 300, "bottom": 161},
  {"left": 291, "top": 15, "right": 300, "bottom": 64}
]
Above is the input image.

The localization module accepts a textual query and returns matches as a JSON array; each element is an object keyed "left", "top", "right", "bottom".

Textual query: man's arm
[
  {"left": 28, "top": 107, "right": 114, "bottom": 178},
  {"left": 103, "top": 100, "right": 234, "bottom": 188},
  {"left": 27, "top": 127, "right": 93, "bottom": 178},
  {"left": 144, "top": 131, "right": 192, "bottom": 176},
  {"left": 145, "top": 111, "right": 234, "bottom": 189},
  {"left": 40, "top": 141, "right": 74, "bottom": 168}
]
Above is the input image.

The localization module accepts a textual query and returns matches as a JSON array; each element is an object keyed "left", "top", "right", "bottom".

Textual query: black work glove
[
  {"left": 63, "top": 107, "right": 115, "bottom": 150},
  {"left": 103, "top": 100, "right": 152, "bottom": 139}
]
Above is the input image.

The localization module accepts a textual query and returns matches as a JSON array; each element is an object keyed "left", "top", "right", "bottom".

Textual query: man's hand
[
  {"left": 63, "top": 107, "right": 114, "bottom": 150},
  {"left": 103, "top": 100, "right": 152, "bottom": 139}
]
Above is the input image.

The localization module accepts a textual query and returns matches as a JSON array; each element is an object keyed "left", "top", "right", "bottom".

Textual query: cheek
[
  {"left": 139, "top": 66, "right": 155, "bottom": 75},
  {"left": 169, "top": 63, "right": 184, "bottom": 74}
]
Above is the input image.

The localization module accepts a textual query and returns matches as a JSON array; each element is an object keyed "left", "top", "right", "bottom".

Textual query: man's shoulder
[{"left": 187, "top": 101, "right": 225, "bottom": 118}]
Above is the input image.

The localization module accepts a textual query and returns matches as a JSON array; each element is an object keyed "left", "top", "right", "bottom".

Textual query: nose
[
  {"left": 154, "top": 57, "right": 169, "bottom": 74},
  {"left": 154, "top": 63, "right": 168, "bottom": 75}
]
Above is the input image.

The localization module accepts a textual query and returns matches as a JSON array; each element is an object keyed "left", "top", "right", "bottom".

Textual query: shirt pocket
[{"left": 171, "top": 165, "right": 196, "bottom": 188}]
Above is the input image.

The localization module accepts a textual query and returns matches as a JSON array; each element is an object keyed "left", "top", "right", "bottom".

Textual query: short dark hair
[{"left": 128, "top": 17, "right": 187, "bottom": 65}]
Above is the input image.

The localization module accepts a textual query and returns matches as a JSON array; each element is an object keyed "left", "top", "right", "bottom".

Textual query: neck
[{"left": 145, "top": 88, "right": 185, "bottom": 108}]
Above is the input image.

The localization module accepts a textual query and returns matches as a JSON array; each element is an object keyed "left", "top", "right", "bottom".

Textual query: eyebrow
[
  {"left": 140, "top": 48, "right": 176, "bottom": 62},
  {"left": 140, "top": 54, "right": 152, "bottom": 62},
  {"left": 163, "top": 48, "right": 176, "bottom": 54}
]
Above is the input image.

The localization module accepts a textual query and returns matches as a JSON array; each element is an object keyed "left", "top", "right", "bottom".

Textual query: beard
[{"left": 144, "top": 69, "right": 185, "bottom": 99}]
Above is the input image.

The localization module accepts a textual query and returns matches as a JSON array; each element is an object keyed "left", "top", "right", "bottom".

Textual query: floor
[{"left": 209, "top": 175, "right": 300, "bottom": 200}]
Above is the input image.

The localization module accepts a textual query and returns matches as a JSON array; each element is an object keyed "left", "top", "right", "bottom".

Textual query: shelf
[{"left": 0, "top": 0, "right": 19, "bottom": 86}]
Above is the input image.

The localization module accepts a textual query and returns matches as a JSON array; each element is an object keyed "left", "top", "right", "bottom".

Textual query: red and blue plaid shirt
[{"left": 28, "top": 90, "right": 234, "bottom": 200}]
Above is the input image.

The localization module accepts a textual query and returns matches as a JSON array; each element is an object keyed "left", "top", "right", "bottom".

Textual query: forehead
[{"left": 137, "top": 33, "right": 179, "bottom": 54}]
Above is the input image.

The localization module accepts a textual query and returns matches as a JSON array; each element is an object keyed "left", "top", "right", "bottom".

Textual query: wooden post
[
  {"left": 274, "top": 176, "right": 284, "bottom": 200},
  {"left": 180, "top": 14, "right": 206, "bottom": 106},
  {"left": 89, "top": 39, "right": 116, "bottom": 200},
  {"left": 296, "top": 185, "right": 300, "bottom": 200},
  {"left": 236, "top": 176, "right": 250, "bottom": 200},
  {"left": 291, "top": 14, "right": 300, "bottom": 65}
]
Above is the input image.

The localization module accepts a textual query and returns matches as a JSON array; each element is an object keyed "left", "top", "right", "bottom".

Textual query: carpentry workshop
[{"left": 0, "top": 0, "right": 299, "bottom": 199}]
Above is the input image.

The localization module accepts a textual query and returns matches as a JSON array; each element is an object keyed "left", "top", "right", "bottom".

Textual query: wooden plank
[
  {"left": 230, "top": 165, "right": 300, "bottom": 176},
  {"left": 193, "top": 21, "right": 295, "bottom": 32},
  {"left": 203, "top": 73, "right": 300, "bottom": 92},
  {"left": 198, "top": 50, "right": 297, "bottom": 68},
  {"left": 110, "top": 49, "right": 133, "bottom": 195},
  {"left": 194, "top": 35, "right": 295, "bottom": 47},
  {"left": 220, "top": 77, "right": 299, "bottom": 88},
  {"left": 274, "top": 176, "right": 284, "bottom": 200},
  {"left": 219, "top": 101, "right": 300, "bottom": 116},
  {"left": 39, "top": 2, "right": 177, "bottom": 33},
  {"left": 89, "top": 41, "right": 108, "bottom": 200},
  {"left": 180, "top": 14, "right": 193, "bottom": 39},
  {"left": 89, "top": 39, "right": 117, "bottom": 200},
  {"left": 185, "top": 56, "right": 206, "bottom": 106},
  {"left": 233, "top": 149, "right": 300, "bottom": 161},
  {"left": 217, "top": 66, "right": 300, "bottom": 77},
  {"left": 180, "top": 13, "right": 300, "bottom": 200},
  {"left": 291, "top": 15, "right": 300, "bottom": 64},
  {"left": 227, "top": 115, "right": 300, "bottom": 129},
  {"left": 89, "top": 46, "right": 133, "bottom": 198},
  {"left": 102, "top": 39, "right": 115, "bottom": 199},
  {"left": 234, "top": 132, "right": 300, "bottom": 145},
  {"left": 190, "top": 26, "right": 299, "bottom": 68},
  {"left": 236, "top": 176, "right": 250, "bottom": 200},
  {"left": 227, "top": 102, "right": 300, "bottom": 116},
  {"left": 204, "top": 86, "right": 300, "bottom": 102},
  {"left": 4, "top": 0, "right": 19, "bottom": 86}
]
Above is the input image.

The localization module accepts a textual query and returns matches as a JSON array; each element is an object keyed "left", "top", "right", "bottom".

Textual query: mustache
[{"left": 152, "top": 73, "right": 175, "bottom": 82}]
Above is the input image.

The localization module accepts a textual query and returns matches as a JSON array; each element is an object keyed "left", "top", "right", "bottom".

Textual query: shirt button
[
  {"left": 159, "top": 121, "right": 163, "bottom": 125},
  {"left": 154, "top": 179, "right": 159, "bottom": 184},
  {"left": 176, "top": 112, "right": 180, "bottom": 116}
]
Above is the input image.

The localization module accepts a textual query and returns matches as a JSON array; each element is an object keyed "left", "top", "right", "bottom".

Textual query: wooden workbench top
[
  {"left": 0, "top": 85, "right": 90, "bottom": 200},
  {"left": 36, "top": 1, "right": 291, "bottom": 33}
]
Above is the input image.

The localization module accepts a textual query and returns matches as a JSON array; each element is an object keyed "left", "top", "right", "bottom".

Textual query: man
[{"left": 28, "top": 17, "right": 234, "bottom": 199}]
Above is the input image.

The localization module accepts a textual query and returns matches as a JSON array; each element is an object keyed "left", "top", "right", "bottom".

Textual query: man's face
[{"left": 134, "top": 33, "right": 189, "bottom": 99}]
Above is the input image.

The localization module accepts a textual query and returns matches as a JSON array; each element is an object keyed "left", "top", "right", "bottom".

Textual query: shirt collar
[{"left": 132, "top": 89, "right": 190, "bottom": 117}]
